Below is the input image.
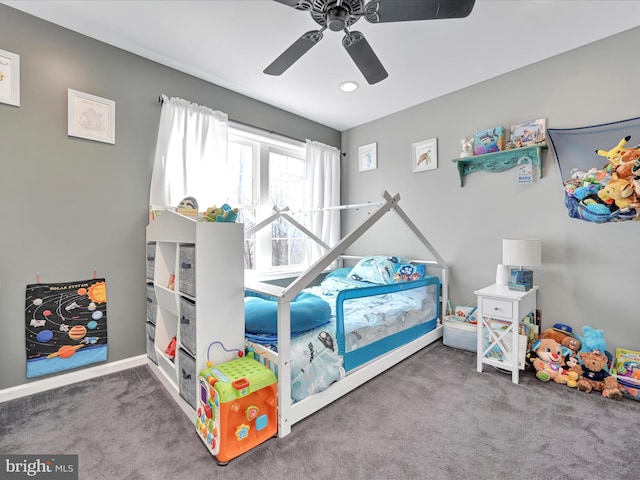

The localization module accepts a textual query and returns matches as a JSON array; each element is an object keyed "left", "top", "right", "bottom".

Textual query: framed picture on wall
[
  {"left": 412, "top": 137, "right": 437, "bottom": 173},
  {"left": 359, "top": 142, "right": 377, "bottom": 172},
  {"left": 0, "top": 48, "right": 20, "bottom": 107},
  {"left": 68, "top": 89, "right": 116, "bottom": 144},
  {"left": 510, "top": 118, "right": 546, "bottom": 147}
]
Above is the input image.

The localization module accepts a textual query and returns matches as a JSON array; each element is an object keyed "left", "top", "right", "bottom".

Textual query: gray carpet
[{"left": 2, "top": 341, "right": 639, "bottom": 480}]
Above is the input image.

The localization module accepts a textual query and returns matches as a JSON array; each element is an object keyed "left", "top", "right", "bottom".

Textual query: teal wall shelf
[{"left": 452, "top": 143, "right": 547, "bottom": 187}]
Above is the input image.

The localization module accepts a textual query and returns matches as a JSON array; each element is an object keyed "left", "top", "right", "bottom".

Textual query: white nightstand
[{"left": 475, "top": 284, "right": 538, "bottom": 384}]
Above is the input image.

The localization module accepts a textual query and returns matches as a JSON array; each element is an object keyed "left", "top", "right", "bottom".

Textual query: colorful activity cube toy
[{"left": 196, "top": 356, "right": 277, "bottom": 464}]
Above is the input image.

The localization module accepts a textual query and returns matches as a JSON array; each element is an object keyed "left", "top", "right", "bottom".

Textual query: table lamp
[{"left": 502, "top": 238, "right": 541, "bottom": 291}]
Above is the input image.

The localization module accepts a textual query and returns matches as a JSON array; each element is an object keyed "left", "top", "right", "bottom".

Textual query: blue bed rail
[{"left": 335, "top": 276, "right": 441, "bottom": 372}]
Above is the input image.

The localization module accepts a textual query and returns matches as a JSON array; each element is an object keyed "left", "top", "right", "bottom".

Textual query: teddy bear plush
[
  {"left": 571, "top": 350, "right": 623, "bottom": 400},
  {"left": 530, "top": 338, "right": 578, "bottom": 386}
]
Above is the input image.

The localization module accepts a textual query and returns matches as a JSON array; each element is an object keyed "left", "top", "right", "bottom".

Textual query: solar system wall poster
[{"left": 25, "top": 278, "right": 108, "bottom": 378}]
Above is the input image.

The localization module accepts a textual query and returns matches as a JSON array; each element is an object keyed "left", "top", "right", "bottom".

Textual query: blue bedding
[{"left": 246, "top": 274, "right": 439, "bottom": 402}]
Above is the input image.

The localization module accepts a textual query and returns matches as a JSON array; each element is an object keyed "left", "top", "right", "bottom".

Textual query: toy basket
[
  {"left": 548, "top": 116, "right": 640, "bottom": 223},
  {"left": 563, "top": 193, "right": 637, "bottom": 223}
]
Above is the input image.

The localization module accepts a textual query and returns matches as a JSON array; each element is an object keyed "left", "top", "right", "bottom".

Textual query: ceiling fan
[{"left": 264, "top": 0, "right": 476, "bottom": 85}]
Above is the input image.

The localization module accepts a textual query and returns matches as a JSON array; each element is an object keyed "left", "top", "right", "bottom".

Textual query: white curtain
[
  {"left": 304, "top": 140, "right": 341, "bottom": 263},
  {"left": 149, "top": 95, "right": 228, "bottom": 209}
]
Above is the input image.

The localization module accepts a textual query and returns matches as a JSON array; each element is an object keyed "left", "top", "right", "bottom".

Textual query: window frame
[{"left": 228, "top": 123, "right": 307, "bottom": 275}]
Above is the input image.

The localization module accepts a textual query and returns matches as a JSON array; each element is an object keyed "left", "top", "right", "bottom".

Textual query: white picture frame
[
  {"left": 0, "top": 48, "right": 20, "bottom": 107},
  {"left": 412, "top": 137, "right": 438, "bottom": 173},
  {"left": 68, "top": 89, "right": 115, "bottom": 144},
  {"left": 510, "top": 118, "right": 546, "bottom": 147},
  {"left": 359, "top": 142, "right": 377, "bottom": 172}
]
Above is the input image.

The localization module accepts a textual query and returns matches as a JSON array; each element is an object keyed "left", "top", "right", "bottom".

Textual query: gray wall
[
  {"left": 340, "top": 27, "right": 640, "bottom": 354},
  {"left": 0, "top": 5, "right": 339, "bottom": 390}
]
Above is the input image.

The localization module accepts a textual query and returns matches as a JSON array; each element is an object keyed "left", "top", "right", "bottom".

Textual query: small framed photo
[
  {"left": 359, "top": 142, "right": 377, "bottom": 172},
  {"left": 474, "top": 126, "right": 505, "bottom": 155},
  {"left": 412, "top": 137, "right": 437, "bottom": 173},
  {"left": 0, "top": 48, "right": 20, "bottom": 107},
  {"left": 510, "top": 118, "right": 546, "bottom": 147},
  {"left": 68, "top": 89, "right": 115, "bottom": 144}
]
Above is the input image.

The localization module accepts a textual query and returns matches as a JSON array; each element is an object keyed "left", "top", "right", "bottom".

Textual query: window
[{"left": 226, "top": 125, "right": 307, "bottom": 271}]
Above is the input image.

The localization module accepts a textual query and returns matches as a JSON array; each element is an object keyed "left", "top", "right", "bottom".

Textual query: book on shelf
[{"left": 483, "top": 317, "right": 534, "bottom": 370}]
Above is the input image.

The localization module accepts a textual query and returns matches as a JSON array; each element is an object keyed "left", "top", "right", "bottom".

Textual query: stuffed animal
[
  {"left": 203, "top": 206, "right": 223, "bottom": 222},
  {"left": 597, "top": 173, "right": 640, "bottom": 212},
  {"left": 202, "top": 204, "right": 238, "bottom": 222},
  {"left": 582, "top": 326, "right": 607, "bottom": 353},
  {"left": 541, "top": 327, "right": 582, "bottom": 368},
  {"left": 596, "top": 135, "right": 631, "bottom": 166},
  {"left": 216, "top": 203, "right": 238, "bottom": 222},
  {"left": 530, "top": 338, "right": 578, "bottom": 386},
  {"left": 614, "top": 147, "right": 640, "bottom": 180},
  {"left": 541, "top": 327, "right": 581, "bottom": 354},
  {"left": 571, "top": 350, "right": 623, "bottom": 400}
]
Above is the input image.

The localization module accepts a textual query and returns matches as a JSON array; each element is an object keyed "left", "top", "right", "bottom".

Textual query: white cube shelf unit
[{"left": 146, "top": 210, "right": 244, "bottom": 419}]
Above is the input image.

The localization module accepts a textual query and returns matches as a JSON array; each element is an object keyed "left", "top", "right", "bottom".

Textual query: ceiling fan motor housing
[
  {"left": 326, "top": 6, "right": 349, "bottom": 31},
  {"left": 310, "top": 0, "right": 364, "bottom": 30}
]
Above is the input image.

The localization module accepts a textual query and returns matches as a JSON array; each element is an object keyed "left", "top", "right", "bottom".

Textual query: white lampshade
[{"left": 502, "top": 238, "right": 542, "bottom": 267}]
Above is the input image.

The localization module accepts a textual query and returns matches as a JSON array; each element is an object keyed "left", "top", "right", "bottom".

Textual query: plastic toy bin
[
  {"left": 443, "top": 316, "right": 477, "bottom": 353},
  {"left": 196, "top": 356, "right": 277, "bottom": 464}
]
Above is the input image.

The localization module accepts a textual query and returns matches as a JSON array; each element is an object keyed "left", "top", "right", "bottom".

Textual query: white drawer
[{"left": 482, "top": 298, "right": 513, "bottom": 319}]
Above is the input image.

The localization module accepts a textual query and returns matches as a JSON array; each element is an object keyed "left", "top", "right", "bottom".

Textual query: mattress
[{"left": 246, "top": 275, "right": 438, "bottom": 402}]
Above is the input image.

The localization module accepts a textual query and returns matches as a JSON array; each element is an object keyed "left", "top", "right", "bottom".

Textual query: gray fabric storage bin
[
  {"left": 146, "top": 242, "right": 156, "bottom": 281},
  {"left": 178, "top": 244, "right": 196, "bottom": 297},
  {"left": 146, "top": 322, "right": 157, "bottom": 364},
  {"left": 146, "top": 284, "right": 157, "bottom": 324},
  {"left": 178, "top": 348, "right": 196, "bottom": 409},
  {"left": 179, "top": 297, "right": 196, "bottom": 356}
]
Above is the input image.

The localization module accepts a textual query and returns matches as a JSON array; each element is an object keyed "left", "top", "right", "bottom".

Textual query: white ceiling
[{"left": 4, "top": 0, "right": 640, "bottom": 131}]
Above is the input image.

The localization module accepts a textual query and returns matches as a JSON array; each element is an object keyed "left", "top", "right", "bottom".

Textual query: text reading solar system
[{"left": 25, "top": 278, "right": 108, "bottom": 378}]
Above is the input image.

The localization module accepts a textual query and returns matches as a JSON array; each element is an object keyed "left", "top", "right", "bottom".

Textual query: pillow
[
  {"left": 392, "top": 263, "right": 426, "bottom": 283},
  {"left": 348, "top": 255, "right": 409, "bottom": 285},
  {"left": 325, "top": 267, "right": 352, "bottom": 279},
  {"left": 244, "top": 291, "right": 331, "bottom": 335}
]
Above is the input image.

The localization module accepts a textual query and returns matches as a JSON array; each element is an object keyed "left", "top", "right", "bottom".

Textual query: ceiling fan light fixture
[{"left": 339, "top": 80, "right": 359, "bottom": 92}]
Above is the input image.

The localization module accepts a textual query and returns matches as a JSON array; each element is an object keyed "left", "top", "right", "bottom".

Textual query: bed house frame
[{"left": 244, "top": 191, "right": 449, "bottom": 437}]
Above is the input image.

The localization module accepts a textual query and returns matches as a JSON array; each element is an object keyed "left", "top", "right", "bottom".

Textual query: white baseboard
[{"left": 0, "top": 355, "right": 147, "bottom": 404}]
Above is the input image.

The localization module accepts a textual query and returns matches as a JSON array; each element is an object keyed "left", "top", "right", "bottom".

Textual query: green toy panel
[{"left": 200, "top": 357, "right": 276, "bottom": 403}]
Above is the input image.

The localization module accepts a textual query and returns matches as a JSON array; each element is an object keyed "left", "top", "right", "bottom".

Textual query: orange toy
[{"left": 196, "top": 356, "right": 277, "bottom": 465}]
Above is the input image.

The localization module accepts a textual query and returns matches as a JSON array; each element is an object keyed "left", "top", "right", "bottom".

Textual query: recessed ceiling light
[{"left": 339, "top": 81, "right": 359, "bottom": 92}]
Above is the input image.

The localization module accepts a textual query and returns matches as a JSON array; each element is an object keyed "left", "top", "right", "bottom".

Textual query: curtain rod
[{"left": 158, "top": 94, "right": 345, "bottom": 156}]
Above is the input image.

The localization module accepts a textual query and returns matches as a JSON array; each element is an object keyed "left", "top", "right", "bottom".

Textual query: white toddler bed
[{"left": 244, "top": 191, "right": 448, "bottom": 437}]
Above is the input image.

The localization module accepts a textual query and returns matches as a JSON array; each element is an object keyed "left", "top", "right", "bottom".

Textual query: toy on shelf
[
  {"left": 165, "top": 336, "right": 177, "bottom": 361},
  {"left": 167, "top": 274, "right": 175, "bottom": 291},
  {"left": 196, "top": 341, "right": 277, "bottom": 465},
  {"left": 202, "top": 203, "right": 239, "bottom": 223},
  {"left": 177, "top": 196, "right": 199, "bottom": 217}
]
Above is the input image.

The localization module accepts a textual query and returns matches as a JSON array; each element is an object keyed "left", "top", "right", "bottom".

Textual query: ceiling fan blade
[
  {"left": 272, "top": 0, "right": 313, "bottom": 10},
  {"left": 264, "top": 30, "right": 323, "bottom": 76},
  {"left": 365, "top": 0, "right": 476, "bottom": 23},
  {"left": 342, "top": 31, "right": 388, "bottom": 85}
]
